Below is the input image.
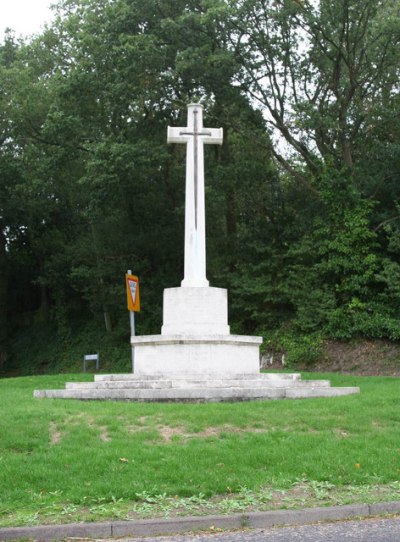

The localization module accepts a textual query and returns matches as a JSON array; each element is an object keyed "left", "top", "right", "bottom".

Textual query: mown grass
[{"left": 0, "top": 373, "right": 399, "bottom": 527}]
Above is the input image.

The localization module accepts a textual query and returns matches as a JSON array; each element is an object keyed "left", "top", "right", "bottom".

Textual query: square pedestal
[
  {"left": 161, "top": 287, "right": 230, "bottom": 335},
  {"left": 131, "top": 334, "right": 263, "bottom": 375}
]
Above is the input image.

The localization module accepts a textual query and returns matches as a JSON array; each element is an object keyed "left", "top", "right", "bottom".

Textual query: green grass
[{"left": 0, "top": 373, "right": 399, "bottom": 527}]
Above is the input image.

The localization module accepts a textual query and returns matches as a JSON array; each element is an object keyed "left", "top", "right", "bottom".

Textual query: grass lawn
[{"left": 0, "top": 372, "right": 399, "bottom": 527}]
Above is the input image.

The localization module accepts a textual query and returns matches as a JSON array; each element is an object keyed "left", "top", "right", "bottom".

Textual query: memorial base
[
  {"left": 132, "top": 334, "right": 262, "bottom": 375},
  {"left": 34, "top": 285, "right": 360, "bottom": 401}
]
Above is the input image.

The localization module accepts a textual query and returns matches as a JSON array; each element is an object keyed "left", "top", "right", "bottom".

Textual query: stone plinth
[
  {"left": 32, "top": 284, "right": 361, "bottom": 401},
  {"left": 132, "top": 334, "right": 262, "bottom": 375},
  {"left": 133, "top": 285, "right": 261, "bottom": 376},
  {"left": 162, "top": 287, "right": 230, "bottom": 335}
]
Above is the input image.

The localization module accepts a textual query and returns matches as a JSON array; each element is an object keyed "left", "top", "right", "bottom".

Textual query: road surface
[{"left": 104, "top": 516, "right": 400, "bottom": 542}]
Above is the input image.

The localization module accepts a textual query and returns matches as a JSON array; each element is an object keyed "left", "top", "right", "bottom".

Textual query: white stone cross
[{"left": 168, "top": 103, "right": 223, "bottom": 287}]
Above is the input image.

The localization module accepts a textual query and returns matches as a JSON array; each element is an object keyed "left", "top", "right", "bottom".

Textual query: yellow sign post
[
  {"left": 126, "top": 271, "right": 140, "bottom": 372},
  {"left": 126, "top": 273, "right": 140, "bottom": 312}
]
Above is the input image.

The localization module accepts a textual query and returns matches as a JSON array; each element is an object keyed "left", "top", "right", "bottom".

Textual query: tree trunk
[
  {"left": 103, "top": 308, "right": 112, "bottom": 333},
  {"left": 37, "top": 283, "right": 50, "bottom": 322}
]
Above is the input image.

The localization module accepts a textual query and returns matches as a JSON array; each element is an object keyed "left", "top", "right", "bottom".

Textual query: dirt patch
[
  {"left": 266, "top": 339, "right": 400, "bottom": 376},
  {"left": 49, "top": 422, "right": 62, "bottom": 445},
  {"left": 156, "top": 424, "right": 267, "bottom": 443},
  {"left": 98, "top": 426, "right": 111, "bottom": 442},
  {"left": 333, "top": 428, "right": 350, "bottom": 439},
  {"left": 315, "top": 340, "right": 400, "bottom": 375},
  {"left": 52, "top": 414, "right": 112, "bottom": 443},
  {"left": 126, "top": 422, "right": 269, "bottom": 443},
  {"left": 158, "top": 425, "right": 188, "bottom": 442}
]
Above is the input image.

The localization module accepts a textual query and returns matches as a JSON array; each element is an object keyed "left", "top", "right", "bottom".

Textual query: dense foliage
[{"left": 0, "top": 0, "right": 399, "bottom": 373}]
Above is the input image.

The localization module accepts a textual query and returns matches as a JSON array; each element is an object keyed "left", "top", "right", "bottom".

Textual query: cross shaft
[
  {"left": 179, "top": 110, "right": 212, "bottom": 227},
  {"left": 167, "top": 104, "right": 223, "bottom": 287}
]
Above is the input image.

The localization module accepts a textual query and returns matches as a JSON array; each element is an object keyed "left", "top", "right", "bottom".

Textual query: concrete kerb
[
  {"left": 0, "top": 502, "right": 399, "bottom": 541},
  {"left": 0, "top": 522, "right": 112, "bottom": 541}
]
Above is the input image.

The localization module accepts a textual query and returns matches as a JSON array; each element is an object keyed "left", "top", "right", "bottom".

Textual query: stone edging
[{"left": 1, "top": 501, "right": 399, "bottom": 541}]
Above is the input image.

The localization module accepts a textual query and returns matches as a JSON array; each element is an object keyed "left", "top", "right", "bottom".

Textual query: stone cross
[{"left": 168, "top": 103, "right": 223, "bottom": 287}]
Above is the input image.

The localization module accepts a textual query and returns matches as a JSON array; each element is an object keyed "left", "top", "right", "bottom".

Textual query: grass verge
[{"left": 0, "top": 372, "right": 399, "bottom": 527}]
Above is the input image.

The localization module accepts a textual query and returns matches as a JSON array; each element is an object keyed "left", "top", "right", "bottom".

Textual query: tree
[
  {"left": 228, "top": 0, "right": 399, "bottom": 178},
  {"left": 0, "top": 31, "right": 24, "bottom": 367},
  {"left": 221, "top": 0, "right": 400, "bottom": 337},
  {"left": 0, "top": 0, "right": 278, "bottom": 353},
  {"left": 4, "top": 0, "right": 400, "bottom": 375}
]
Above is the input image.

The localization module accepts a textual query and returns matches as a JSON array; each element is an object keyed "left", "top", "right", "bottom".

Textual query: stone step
[
  {"left": 269, "top": 380, "right": 331, "bottom": 388},
  {"left": 66, "top": 380, "right": 172, "bottom": 390},
  {"left": 65, "top": 379, "right": 331, "bottom": 390},
  {"left": 285, "top": 387, "right": 360, "bottom": 399},
  {"left": 94, "top": 372, "right": 302, "bottom": 382},
  {"left": 34, "top": 386, "right": 360, "bottom": 402}
]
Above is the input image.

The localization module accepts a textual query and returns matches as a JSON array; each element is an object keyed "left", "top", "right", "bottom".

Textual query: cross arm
[
  {"left": 167, "top": 126, "right": 189, "bottom": 144},
  {"left": 203, "top": 127, "right": 223, "bottom": 145}
]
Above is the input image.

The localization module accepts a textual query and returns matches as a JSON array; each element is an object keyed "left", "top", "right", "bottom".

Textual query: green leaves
[{"left": 1, "top": 0, "right": 400, "bottom": 367}]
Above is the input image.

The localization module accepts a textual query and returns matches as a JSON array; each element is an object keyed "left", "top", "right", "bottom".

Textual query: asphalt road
[{"left": 110, "top": 516, "right": 400, "bottom": 542}]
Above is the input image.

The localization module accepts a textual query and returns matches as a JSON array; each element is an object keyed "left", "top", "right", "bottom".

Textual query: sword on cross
[{"left": 167, "top": 104, "right": 223, "bottom": 287}]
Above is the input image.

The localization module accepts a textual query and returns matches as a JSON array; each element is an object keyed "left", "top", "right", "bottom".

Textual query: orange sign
[{"left": 126, "top": 274, "right": 140, "bottom": 312}]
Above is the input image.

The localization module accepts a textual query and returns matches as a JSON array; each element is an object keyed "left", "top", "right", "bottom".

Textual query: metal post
[{"left": 128, "top": 269, "right": 135, "bottom": 372}]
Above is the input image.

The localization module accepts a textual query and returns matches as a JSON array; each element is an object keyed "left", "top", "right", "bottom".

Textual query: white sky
[{"left": 0, "top": 0, "right": 54, "bottom": 38}]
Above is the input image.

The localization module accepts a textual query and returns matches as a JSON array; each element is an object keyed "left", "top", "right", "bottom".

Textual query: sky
[{"left": 0, "top": 0, "right": 54, "bottom": 38}]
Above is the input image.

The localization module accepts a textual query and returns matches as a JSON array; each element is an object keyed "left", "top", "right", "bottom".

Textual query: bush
[{"left": 261, "top": 329, "right": 324, "bottom": 368}]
